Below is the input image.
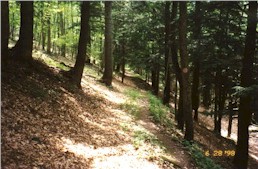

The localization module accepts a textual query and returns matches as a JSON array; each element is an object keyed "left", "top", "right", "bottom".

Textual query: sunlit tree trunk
[{"left": 234, "top": 2, "right": 257, "bottom": 168}]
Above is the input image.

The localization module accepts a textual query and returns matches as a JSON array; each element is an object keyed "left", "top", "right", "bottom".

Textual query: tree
[
  {"left": 169, "top": 2, "right": 184, "bottom": 130},
  {"left": 102, "top": 1, "right": 113, "bottom": 86},
  {"left": 179, "top": 2, "right": 193, "bottom": 141},
  {"left": 1, "top": 1, "right": 9, "bottom": 62},
  {"left": 163, "top": 1, "right": 171, "bottom": 105},
  {"left": 234, "top": 1, "right": 257, "bottom": 168},
  {"left": 12, "top": 1, "right": 33, "bottom": 62},
  {"left": 69, "top": 1, "right": 91, "bottom": 88},
  {"left": 191, "top": 2, "right": 201, "bottom": 121}
]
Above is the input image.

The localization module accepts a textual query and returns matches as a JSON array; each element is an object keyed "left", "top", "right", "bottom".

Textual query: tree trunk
[
  {"left": 102, "top": 1, "right": 113, "bottom": 86},
  {"left": 69, "top": 2, "right": 90, "bottom": 88},
  {"left": 170, "top": 2, "right": 184, "bottom": 129},
  {"left": 227, "top": 100, "right": 233, "bottom": 137},
  {"left": 191, "top": 1, "right": 201, "bottom": 122},
  {"left": 47, "top": 17, "right": 51, "bottom": 54},
  {"left": 12, "top": 1, "right": 33, "bottom": 62},
  {"left": 1, "top": 1, "right": 9, "bottom": 62},
  {"left": 179, "top": 2, "right": 193, "bottom": 141},
  {"left": 234, "top": 2, "right": 257, "bottom": 168},
  {"left": 152, "top": 61, "right": 160, "bottom": 96},
  {"left": 121, "top": 42, "right": 126, "bottom": 83},
  {"left": 202, "top": 73, "right": 211, "bottom": 108},
  {"left": 163, "top": 1, "right": 171, "bottom": 105},
  {"left": 175, "top": 78, "right": 178, "bottom": 121},
  {"left": 59, "top": 7, "right": 66, "bottom": 57},
  {"left": 192, "top": 62, "right": 200, "bottom": 121}
]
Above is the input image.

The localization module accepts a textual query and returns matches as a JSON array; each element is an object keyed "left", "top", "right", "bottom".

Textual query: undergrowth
[
  {"left": 121, "top": 89, "right": 142, "bottom": 119},
  {"left": 182, "top": 141, "right": 222, "bottom": 169},
  {"left": 147, "top": 92, "right": 172, "bottom": 127}
]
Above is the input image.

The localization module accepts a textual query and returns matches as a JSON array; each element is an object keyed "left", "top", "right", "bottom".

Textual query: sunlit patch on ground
[{"left": 60, "top": 137, "right": 160, "bottom": 169}]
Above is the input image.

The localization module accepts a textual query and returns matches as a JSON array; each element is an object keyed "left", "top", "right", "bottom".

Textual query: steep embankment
[{"left": 2, "top": 55, "right": 193, "bottom": 169}]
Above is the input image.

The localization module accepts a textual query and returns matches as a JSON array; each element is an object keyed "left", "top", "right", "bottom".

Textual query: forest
[{"left": 1, "top": 1, "right": 258, "bottom": 169}]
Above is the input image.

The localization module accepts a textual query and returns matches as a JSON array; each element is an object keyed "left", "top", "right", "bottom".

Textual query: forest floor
[{"left": 1, "top": 50, "right": 258, "bottom": 169}]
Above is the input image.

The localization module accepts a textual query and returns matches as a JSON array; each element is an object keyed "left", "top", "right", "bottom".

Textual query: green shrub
[
  {"left": 147, "top": 92, "right": 169, "bottom": 124},
  {"left": 182, "top": 141, "right": 222, "bottom": 169}
]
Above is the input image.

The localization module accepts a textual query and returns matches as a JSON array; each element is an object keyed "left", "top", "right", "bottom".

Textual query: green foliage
[
  {"left": 124, "top": 88, "right": 142, "bottom": 100},
  {"left": 121, "top": 89, "right": 142, "bottom": 119},
  {"left": 133, "top": 129, "right": 161, "bottom": 149},
  {"left": 182, "top": 141, "right": 222, "bottom": 169},
  {"left": 147, "top": 92, "right": 170, "bottom": 125},
  {"left": 232, "top": 85, "right": 258, "bottom": 97},
  {"left": 35, "top": 53, "right": 70, "bottom": 71}
]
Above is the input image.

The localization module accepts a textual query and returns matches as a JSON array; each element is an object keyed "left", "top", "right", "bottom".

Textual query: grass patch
[
  {"left": 124, "top": 88, "right": 142, "bottom": 100},
  {"left": 121, "top": 89, "right": 143, "bottom": 119},
  {"left": 133, "top": 129, "right": 161, "bottom": 149},
  {"left": 147, "top": 92, "right": 172, "bottom": 127},
  {"left": 182, "top": 141, "right": 222, "bottom": 169},
  {"left": 121, "top": 102, "right": 140, "bottom": 118},
  {"left": 83, "top": 64, "right": 101, "bottom": 79},
  {"left": 35, "top": 54, "right": 70, "bottom": 71}
]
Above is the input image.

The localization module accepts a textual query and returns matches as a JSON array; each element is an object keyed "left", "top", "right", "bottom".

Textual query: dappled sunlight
[
  {"left": 92, "top": 155, "right": 160, "bottom": 169},
  {"left": 81, "top": 78, "right": 126, "bottom": 104},
  {"left": 60, "top": 137, "right": 161, "bottom": 169}
]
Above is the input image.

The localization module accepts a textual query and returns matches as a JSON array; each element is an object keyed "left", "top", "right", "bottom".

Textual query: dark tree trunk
[
  {"left": 11, "top": 12, "right": 14, "bottom": 40},
  {"left": 47, "top": 17, "right": 51, "bottom": 54},
  {"left": 151, "top": 60, "right": 160, "bottom": 96},
  {"left": 121, "top": 42, "right": 126, "bottom": 83},
  {"left": 202, "top": 74, "right": 211, "bottom": 108},
  {"left": 1, "top": 1, "right": 9, "bottom": 62},
  {"left": 69, "top": 1, "right": 90, "bottom": 88},
  {"left": 178, "top": 86, "right": 184, "bottom": 131},
  {"left": 12, "top": 1, "right": 33, "bottom": 62},
  {"left": 179, "top": 2, "right": 193, "bottom": 141},
  {"left": 40, "top": 4, "right": 45, "bottom": 50},
  {"left": 214, "top": 71, "right": 221, "bottom": 134},
  {"left": 59, "top": 8, "right": 66, "bottom": 57},
  {"left": 234, "top": 2, "right": 257, "bottom": 168},
  {"left": 175, "top": 78, "right": 178, "bottom": 121},
  {"left": 102, "top": 1, "right": 113, "bottom": 86},
  {"left": 227, "top": 100, "right": 233, "bottom": 137},
  {"left": 170, "top": 2, "right": 184, "bottom": 129},
  {"left": 191, "top": 1, "right": 201, "bottom": 122},
  {"left": 115, "top": 63, "right": 120, "bottom": 72},
  {"left": 192, "top": 62, "right": 200, "bottom": 121},
  {"left": 163, "top": 1, "right": 171, "bottom": 105}
]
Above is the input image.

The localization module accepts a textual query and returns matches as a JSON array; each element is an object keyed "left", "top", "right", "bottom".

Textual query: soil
[{"left": 2, "top": 55, "right": 258, "bottom": 169}]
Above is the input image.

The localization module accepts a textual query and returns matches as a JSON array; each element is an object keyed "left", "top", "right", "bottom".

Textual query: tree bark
[
  {"left": 47, "top": 17, "right": 51, "bottom": 54},
  {"left": 121, "top": 42, "right": 126, "bottom": 83},
  {"left": 102, "top": 1, "right": 113, "bottom": 86},
  {"left": 170, "top": 2, "right": 184, "bottom": 130},
  {"left": 69, "top": 2, "right": 90, "bottom": 88},
  {"left": 234, "top": 2, "right": 257, "bottom": 168},
  {"left": 1, "top": 1, "right": 9, "bottom": 62},
  {"left": 163, "top": 1, "right": 171, "bottom": 105},
  {"left": 12, "top": 1, "right": 34, "bottom": 62},
  {"left": 227, "top": 100, "right": 233, "bottom": 137},
  {"left": 179, "top": 2, "right": 193, "bottom": 141},
  {"left": 59, "top": 5, "right": 66, "bottom": 57},
  {"left": 191, "top": 1, "right": 201, "bottom": 122}
]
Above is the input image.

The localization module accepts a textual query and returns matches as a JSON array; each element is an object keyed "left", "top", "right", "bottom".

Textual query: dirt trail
[{"left": 135, "top": 93, "right": 196, "bottom": 169}]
